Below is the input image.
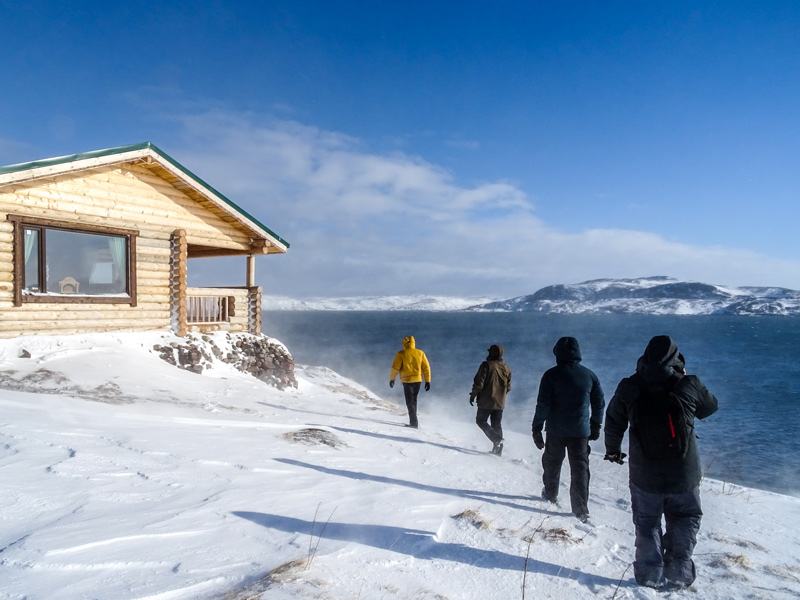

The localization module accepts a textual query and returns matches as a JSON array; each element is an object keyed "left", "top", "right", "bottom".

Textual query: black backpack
[{"left": 632, "top": 378, "right": 691, "bottom": 460}]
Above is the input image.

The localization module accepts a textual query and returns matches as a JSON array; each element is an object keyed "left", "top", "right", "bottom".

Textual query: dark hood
[
  {"left": 636, "top": 335, "right": 685, "bottom": 383},
  {"left": 553, "top": 337, "right": 581, "bottom": 364},
  {"left": 487, "top": 344, "right": 504, "bottom": 360}
]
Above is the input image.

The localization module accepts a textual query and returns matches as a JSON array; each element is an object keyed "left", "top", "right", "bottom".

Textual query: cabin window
[{"left": 10, "top": 216, "right": 137, "bottom": 306}]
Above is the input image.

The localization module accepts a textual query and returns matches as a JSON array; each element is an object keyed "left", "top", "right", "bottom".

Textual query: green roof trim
[{"left": 0, "top": 141, "right": 289, "bottom": 248}]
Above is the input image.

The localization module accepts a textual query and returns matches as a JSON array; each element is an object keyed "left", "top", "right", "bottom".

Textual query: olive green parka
[{"left": 471, "top": 344, "right": 512, "bottom": 410}]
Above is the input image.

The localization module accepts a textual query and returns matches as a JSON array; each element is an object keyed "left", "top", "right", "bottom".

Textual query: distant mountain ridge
[
  {"left": 264, "top": 277, "right": 800, "bottom": 315},
  {"left": 262, "top": 294, "right": 498, "bottom": 311},
  {"left": 470, "top": 276, "right": 800, "bottom": 315}
]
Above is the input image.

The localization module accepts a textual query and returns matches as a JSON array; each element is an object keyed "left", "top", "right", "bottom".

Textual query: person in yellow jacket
[{"left": 389, "top": 335, "right": 431, "bottom": 428}]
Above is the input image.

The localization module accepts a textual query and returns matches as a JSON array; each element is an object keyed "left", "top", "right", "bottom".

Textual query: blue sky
[{"left": 2, "top": 1, "right": 799, "bottom": 298}]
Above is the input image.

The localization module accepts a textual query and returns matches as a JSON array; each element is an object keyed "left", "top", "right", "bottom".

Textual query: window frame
[{"left": 8, "top": 215, "right": 138, "bottom": 307}]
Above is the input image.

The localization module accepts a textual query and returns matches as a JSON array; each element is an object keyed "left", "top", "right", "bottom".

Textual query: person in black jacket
[
  {"left": 531, "top": 337, "right": 605, "bottom": 522},
  {"left": 604, "top": 335, "right": 718, "bottom": 590},
  {"left": 470, "top": 344, "right": 512, "bottom": 456}
]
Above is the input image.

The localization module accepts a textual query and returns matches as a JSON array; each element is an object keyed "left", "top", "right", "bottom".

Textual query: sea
[{"left": 262, "top": 311, "right": 800, "bottom": 497}]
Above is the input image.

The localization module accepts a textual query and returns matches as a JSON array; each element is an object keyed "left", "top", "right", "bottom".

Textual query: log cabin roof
[{"left": 0, "top": 142, "right": 289, "bottom": 254}]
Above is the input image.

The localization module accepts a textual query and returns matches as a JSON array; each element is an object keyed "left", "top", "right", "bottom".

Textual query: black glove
[
  {"left": 603, "top": 452, "right": 627, "bottom": 465},
  {"left": 389, "top": 380, "right": 395, "bottom": 388},
  {"left": 532, "top": 425, "right": 544, "bottom": 450},
  {"left": 588, "top": 420, "right": 601, "bottom": 441},
  {"left": 424, "top": 382, "right": 431, "bottom": 391},
  {"left": 469, "top": 394, "right": 475, "bottom": 406}
]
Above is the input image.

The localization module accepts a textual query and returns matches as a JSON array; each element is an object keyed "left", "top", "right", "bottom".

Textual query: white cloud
[{"left": 172, "top": 111, "right": 800, "bottom": 297}]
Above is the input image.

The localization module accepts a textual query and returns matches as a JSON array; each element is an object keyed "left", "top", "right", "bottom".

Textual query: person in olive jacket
[
  {"left": 531, "top": 336, "right": 605, "bottom": 523},
  {"left": 604, "top": 335, "right": 718, "bottom": 590},
  {"left": 389, "top": 335, "right": 431, "bottom": 428},
  {"left": 470, "top": 344, "right": 512, "bottom": 456}
]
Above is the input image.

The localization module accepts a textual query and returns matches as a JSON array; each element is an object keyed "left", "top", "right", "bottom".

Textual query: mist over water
[{"left": 263, "top": 311, "right": 800, "bottom": 497}]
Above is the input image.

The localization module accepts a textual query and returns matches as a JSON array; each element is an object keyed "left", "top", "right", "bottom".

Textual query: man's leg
[
  {"left": 662, "top": 487, "right": 702, "bottom": 588},
  {"left": 630, "top": 483, "right": 666, "bottom": 588},
  {"left": 475, "top": 408, "right": 495, "bottom": 441},
  {"left": 489, "top": 409, "right": 504, "bottom": 455},
  {"left": 489, "top": 409, "right": 503, "bottom": 442},
  {"left": 542, "top": 434, "right": 566, "bottom": 503},
  {"left": 565, "top": 437, "right": 590, "bottom": 520},
  {"left": 402, "top": 382, "right": 421, "bottom": 428}
]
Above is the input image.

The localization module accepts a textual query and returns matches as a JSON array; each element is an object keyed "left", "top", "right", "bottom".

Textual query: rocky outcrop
[{"left": 154, "top": 333, "right": 297, "bottom": 390}]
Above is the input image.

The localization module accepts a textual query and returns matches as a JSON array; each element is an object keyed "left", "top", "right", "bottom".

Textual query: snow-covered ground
[{"left": 2, "top": 332, "right": 799, "bottom": 599}]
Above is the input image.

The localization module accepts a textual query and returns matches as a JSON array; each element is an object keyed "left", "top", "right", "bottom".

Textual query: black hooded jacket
[
  {"left": 531, "top": 337, "right": 605, "bottom": 437},
  {"left": 604, "top": 335, "right": 719, "bottom": 493}
]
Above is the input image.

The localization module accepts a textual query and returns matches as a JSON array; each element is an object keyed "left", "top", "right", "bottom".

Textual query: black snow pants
[
  {"left": 475, "top": 408, "right": 503, "bottom": 444},
  {"left": 629, "top": 482, "right": 702, "bottom": 588},
  {"left": 402, "top": 382, "right": 421, "bottom": 428},
  {"left": 542, "top": 434, "right": 590, "bottom": 518}
]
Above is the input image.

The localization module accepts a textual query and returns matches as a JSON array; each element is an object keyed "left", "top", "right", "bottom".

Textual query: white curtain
[
  {"left": 107, "top": 237, "right": 126, "bottom": 281},
  {"left": 23, "top": 229, "right": 36, "bottom": 264}
]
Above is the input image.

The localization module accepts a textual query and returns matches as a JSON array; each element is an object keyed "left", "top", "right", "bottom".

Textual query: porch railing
[
  {"left": 181, "top": 287, "right": 259, "bottom": 334},
  {"left": 186, "top": 293, "right": 233, "bottom": 323}
]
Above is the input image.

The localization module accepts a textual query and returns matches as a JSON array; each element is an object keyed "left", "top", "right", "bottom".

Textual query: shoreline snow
[{"left": 1, "top": 331, "right": 799, "bottom": 599}]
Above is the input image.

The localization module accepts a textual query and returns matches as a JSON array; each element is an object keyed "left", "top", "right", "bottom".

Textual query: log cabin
[{"left": 0, "top": 142, "right": 289, "bottom": 338}]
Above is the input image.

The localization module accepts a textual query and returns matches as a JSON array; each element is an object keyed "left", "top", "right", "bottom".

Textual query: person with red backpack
[{"left": 604, "top": 335, "right": 718, "bottom": 590}]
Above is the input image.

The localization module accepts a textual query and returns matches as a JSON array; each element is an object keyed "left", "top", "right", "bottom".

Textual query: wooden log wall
[
  {"left": 0, "top": 162, "right": 260, "bottom": 339},
  {"left": 170, "top": 229, "right": 188, "bottom": 337},
  {"left": 248, "top": 286, "right": 263, "bottom": 334}
]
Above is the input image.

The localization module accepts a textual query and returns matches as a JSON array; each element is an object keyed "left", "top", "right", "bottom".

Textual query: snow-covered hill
[
  {"left": 473, "top": 276, "right": 800, "bottom": 315},
  {"left": 264, "top": 278, "right": 800, "bottom": 315},
  {"left": 263, "top": 294, "right": 499, "bottom": 311},
  {"left": 2, "top": 331, "right": 799, "bottom": 599}
]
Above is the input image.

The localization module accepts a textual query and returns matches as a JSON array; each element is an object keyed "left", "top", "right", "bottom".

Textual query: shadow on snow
[
  {"left": 232, "top": 511, "right": 624, "bottom": 589},
  {"left": 321, "top": 424, "right": 486, "bottom": 456},
  {"left": 274, "top": 457, "right": 568, "bottom": 516}
]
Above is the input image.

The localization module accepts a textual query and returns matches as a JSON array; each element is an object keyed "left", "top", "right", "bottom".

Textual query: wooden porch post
[{"left": 246, "top": 255, "right": 255, "bottom": 287}]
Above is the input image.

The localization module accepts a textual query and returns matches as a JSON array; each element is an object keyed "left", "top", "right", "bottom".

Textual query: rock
[{"left": 153, "top": 333, "right": 297, "bottom": 390}]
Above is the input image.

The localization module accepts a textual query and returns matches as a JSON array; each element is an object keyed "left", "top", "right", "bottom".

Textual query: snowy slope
[{"left": 1, "top": 332, "right": 799, "bottom": 599}]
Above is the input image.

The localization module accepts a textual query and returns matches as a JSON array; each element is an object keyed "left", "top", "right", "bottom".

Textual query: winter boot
[{"left": 492, "top": 440, "right": 504, "bottom": 456}]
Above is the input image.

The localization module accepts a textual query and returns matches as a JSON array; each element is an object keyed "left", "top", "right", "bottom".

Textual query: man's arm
[
  {"left": 531, "top": 373, "right": 552, "bottom": 430},
  {"left": 421, "top": 351, "right": 431, "bottom": 383},
  {"left": 471, "top": 362, "right": 488, "bottom": 396},
  {"left": 589, "top": 373, "right": 605, "bottom": 425},
  {"left": 389, "top": 352, "right": 403, "bottom": 383},
  {"left": 684, "top": 375, "right": 718, "bottom": 420},
  {"left": 603, "top": 378, "right": 632, "bottom": 455}
]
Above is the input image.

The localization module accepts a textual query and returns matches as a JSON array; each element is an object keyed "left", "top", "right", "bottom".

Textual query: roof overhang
[{"left": 0, "top": 142, "right": 289, "bottom": 254}]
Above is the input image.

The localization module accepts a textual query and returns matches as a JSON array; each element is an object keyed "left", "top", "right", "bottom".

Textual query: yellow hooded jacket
[{"left": 390, "top": 336, "right": 431, "bottom": 384}]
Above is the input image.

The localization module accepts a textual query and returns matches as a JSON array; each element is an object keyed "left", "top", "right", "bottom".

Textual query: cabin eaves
[{"left": 0, "top": 142, "right": 289, "bottom": 254}]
